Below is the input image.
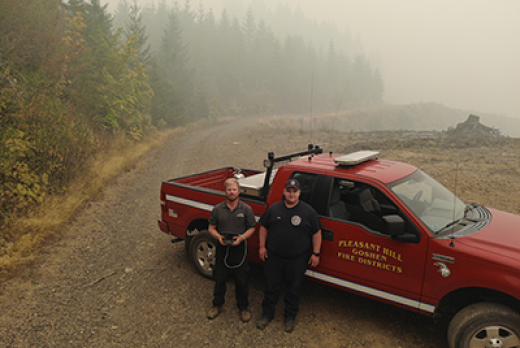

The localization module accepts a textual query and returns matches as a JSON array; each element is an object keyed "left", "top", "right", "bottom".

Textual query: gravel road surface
[{"left": 0, "top": 119, "right": 464, "bottom": 348}]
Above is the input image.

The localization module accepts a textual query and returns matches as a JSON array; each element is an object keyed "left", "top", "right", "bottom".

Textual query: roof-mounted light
[{"left": 334, "top": 150, "right": 380, "bottom": 166}]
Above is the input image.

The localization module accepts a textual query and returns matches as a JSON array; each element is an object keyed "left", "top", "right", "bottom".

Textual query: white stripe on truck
[
  {"left": 165, "top": 194, "right": 261, "bottom": 222},
  {"left": 305, "top": 270, "right": 435, "bottom": 314}
]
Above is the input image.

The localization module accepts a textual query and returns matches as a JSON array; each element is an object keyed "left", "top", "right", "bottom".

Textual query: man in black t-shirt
[
  {"left": 207, "top": 178, "right": 256, "bottom": 322},
  {"left": 256, "top": 178, "right": 322, "bottom": 332}
]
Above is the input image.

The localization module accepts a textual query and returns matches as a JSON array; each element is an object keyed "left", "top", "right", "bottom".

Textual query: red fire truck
[{"left": 157, "top": 145, "right": 520, "bottom": 348}]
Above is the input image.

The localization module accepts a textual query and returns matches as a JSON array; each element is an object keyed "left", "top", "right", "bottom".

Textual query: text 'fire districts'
[{"left": 338, "top": 240, "right": 403, "bottom": 274}]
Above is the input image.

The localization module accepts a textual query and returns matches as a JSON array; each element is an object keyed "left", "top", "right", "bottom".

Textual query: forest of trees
[
  {"left": 0, "top": 0, "right": 383, "bottom": 226},
  {"left": 111, "top": 0, "right": 384, "bottom": 123}
]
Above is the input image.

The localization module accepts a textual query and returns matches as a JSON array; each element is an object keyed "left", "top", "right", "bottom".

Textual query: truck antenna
[
  {"left": 309, "top": 72, "right": 314, "bottom": 144},
  {"left": 449, "top": 162, "right": 460, "bottom": 245},
  {"left": 331, "top": 78, "right": 350, "bottom": 149}
]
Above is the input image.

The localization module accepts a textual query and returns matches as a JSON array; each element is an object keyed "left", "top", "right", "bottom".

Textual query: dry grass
[{"left": 0, "top": 127, "right": 184, "bottom": 282}]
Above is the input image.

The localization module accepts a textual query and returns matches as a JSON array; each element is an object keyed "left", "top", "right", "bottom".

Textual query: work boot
[
  {"left": 240, "top": 310, "right": 252, "bottom": 322},
  {"left": 256, "top": 316, "right": 271, "bottom": 330},
  {"left": 207, "top": 306, "right": 222, "bottom": 319},
  {"left": 285, "top": 318, "right": 296, "bottom": 332}
]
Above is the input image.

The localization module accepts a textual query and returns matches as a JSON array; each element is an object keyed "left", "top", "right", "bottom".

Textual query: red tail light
[{"left": 160, "top": 191, "right": 167, "bottom": 212}]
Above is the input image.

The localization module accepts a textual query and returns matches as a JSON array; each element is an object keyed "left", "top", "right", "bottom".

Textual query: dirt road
[{"left": 2, "top": 117, "right": 519, "bottom": 348}]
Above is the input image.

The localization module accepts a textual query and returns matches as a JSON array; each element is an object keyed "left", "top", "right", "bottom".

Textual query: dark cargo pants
[
  {"left": 212, "top": 243, "right": 250, "bottom": 311},
  {"left": 261, "top": 252, "right": 309, "bottom": 320}
]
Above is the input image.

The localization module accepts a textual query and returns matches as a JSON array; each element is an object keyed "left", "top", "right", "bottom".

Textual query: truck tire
[
  {"left": 189, "top": 230, "right": 216, "bottom": 279},
  {"left": 447, "top": 302, "right": 520, "bottom": 348}
]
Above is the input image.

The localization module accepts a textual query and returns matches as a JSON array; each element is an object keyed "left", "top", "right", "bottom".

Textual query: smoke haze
[{"left": 104, "top": 0, "right": 520, "bottom": 119}]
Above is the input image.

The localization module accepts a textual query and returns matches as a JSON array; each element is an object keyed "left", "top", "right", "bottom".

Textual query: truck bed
[
  {"left": 167, "top": 167, "right": 265, "bottom": 194},
  {"left": 159, "top": 166, "right": 271, "bottom": 243}
]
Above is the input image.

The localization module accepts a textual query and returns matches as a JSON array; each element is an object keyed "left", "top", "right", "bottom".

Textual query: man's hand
[
  {"left": 308, "top": 254, "right": 320, "bottom": 267},
  {"left": 209, "top": 225, "right": 227, "bottom": 246},
  {"left": 259, "top": 247, "right": 268, "bottom": 261},
  {"left": 217, "top": 234, "right": 227, "bottom": 246},
  {"left": 231, "top": 235, "right": 244, "bottom": 246}
]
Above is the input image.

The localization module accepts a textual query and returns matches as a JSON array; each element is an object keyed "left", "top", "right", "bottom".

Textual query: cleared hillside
[{"left": 314, "top": 103, "right": 520, "bottom": 137}]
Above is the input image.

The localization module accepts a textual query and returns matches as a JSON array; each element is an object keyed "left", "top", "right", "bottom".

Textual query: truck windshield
[{"left": 388, "top": 170, "right": 466, "bottom": 233}]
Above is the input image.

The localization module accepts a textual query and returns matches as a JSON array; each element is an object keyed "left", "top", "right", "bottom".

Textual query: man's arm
[
  {"left": 258, "top": 225, "right": 269, "bottom": 261},
  {"left": 208, "top": 224, "right": 225, "bottom": 246},
  {"left": 308, "top": 230, "right": 322, "bottom": 267},
  {"left": 232, "top": 226, "right": 255, "bottom": 246},
  {"left": 232, "top": 204, "right": 257, "bottom": 246}
]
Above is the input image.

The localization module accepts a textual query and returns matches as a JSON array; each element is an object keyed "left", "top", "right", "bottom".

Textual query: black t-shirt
[{"left": 259, "top": 200, "right": 321, "bottom": 258}]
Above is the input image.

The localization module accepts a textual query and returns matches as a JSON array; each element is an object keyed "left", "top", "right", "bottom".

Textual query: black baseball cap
[{"left": 285, "top": 178, "right": 301, "bottom": 190}]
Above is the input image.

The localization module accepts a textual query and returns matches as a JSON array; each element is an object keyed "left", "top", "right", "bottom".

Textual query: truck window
[
  {"left": 327, "top": 179, "right": 385, "bottom": 231},
  {"left": 290, "top": 172, "right": 319, "bottom": 207},
  {"left": 326, "top": 178, "right": 420, "bottom": 241},
  {"left": 388, "top": 169, "right": 465, "bottom": 233},
  {"left": 289, "top": 172, "right": 333, "bottom": 216}
]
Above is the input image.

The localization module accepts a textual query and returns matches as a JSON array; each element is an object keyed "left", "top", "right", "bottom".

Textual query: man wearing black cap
[{"left": 256, "top": 178, "right": 322, "bottom": 332}]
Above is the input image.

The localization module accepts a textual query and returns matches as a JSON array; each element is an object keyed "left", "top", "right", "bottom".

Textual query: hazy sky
[{"left": 105, "top": 0, "right": 520, "bottom": 118}]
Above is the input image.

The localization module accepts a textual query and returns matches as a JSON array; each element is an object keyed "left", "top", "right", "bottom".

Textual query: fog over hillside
[{"left": 104, "top": 0, "right": 520, "bottom": 126}]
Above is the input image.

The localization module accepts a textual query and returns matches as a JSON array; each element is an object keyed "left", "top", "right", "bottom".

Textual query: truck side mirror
[
  {"left": 382, "top": 215, "right": 405, "bottom": 236},
  {"left": 383, "top": 215, "right": 418, "bottom": 242}
]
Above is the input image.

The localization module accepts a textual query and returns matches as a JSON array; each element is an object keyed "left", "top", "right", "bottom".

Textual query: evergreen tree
[
  {"left": 211, "top": 10, "right": 242, "bottom": 112},
  {"left": 149, "top": 57, "right": 175, "bottom": 127},
  {"left": 190, "top": 85, "right": 209, "bottom": 122},
  {"left": 109, "top": 0, "right": 384, "bottom": 120},
  {"left": 351, "top": 55, "right": 371, "bottom": 104},
  {"left": 140, "top": 0, "right": 168, "bottom": 53},
  {"left": 150, "top": 10, "right": 192, "bottom": 126},
  {"left": 319, "top": 39, "right": 351, "bottom": 111},
  {"left": 112, "top": 0, "right": 130, "bottom": 32},
  {"left": 126, "top": 1, "right": 152, "bottom": 67},
  {"left": 241, "top": 7, "right": 258, "bottom": 112},
  {"left": 279, "top": 34, "right": 309, "bottom": 113},
  {"left": 249, "top": 19, "right": 279, "bottom": 114},
  {"left": 108, "top": 22, "right": 153, "bottom": 138},
  {"left": 64, "top": 0, "right": 123, "bottom": 129},
  {"left": 371, "top": 68, "right": 384, "bottom": 103},
  {"left": 185, "top": 3, "right": 215, "bottom": 121}
]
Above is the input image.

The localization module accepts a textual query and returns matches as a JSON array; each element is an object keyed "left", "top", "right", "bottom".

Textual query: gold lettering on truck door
[{"left": 338, "top": 240, "right": 404, "bottom": 274}]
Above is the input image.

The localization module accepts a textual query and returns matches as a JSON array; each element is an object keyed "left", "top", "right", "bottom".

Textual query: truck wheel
[
  {"left": 447, "top": 302, "right": 520, "bottom": 348},
  {"left": 189, "top": 230, "right": 216, "bottom": 279}
]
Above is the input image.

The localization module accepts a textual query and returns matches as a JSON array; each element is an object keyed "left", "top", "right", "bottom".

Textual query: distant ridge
[{"left": 321, "top": 103, "right": 520, "bottom": 138}]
